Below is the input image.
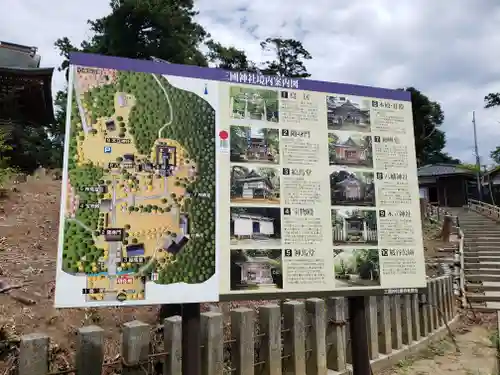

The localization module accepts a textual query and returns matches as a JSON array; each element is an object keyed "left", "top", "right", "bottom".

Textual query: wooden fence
[
  {"left": 17, "top": 276, "right": 455, "bottom": 375},
  {"left": 468, "top": 198, "right": 500, "bottom": 221}
]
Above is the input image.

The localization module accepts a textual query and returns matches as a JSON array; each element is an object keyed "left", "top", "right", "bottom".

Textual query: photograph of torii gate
[{"left": 229, "top": 85, "right": 279, "bottom": 123}]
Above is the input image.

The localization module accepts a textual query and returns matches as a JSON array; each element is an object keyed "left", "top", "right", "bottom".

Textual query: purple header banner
[{"left": 70, "top": 52, "right": 411, "bottom": 101}]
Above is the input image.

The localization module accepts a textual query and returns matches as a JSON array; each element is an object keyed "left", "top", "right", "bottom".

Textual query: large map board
[{"left": 55, "top": 52, "right": 426, "bottom": 307}]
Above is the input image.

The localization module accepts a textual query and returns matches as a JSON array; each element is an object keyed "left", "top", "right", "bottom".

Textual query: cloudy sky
[{"left": 1, "top": 0, "right": 500, "bottom": 164}]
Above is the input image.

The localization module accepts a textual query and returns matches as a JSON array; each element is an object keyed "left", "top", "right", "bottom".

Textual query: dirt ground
[{"left": 385, "top": 321, "right": 497, "bottom": 375}]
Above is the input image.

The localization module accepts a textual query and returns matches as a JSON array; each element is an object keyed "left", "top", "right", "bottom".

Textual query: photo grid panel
[
  {"left": 327, "top": 94, "right": 382, "bottom": 289},
  {"left": 228, "top": 85, "right": 284, "bottom": 292}
]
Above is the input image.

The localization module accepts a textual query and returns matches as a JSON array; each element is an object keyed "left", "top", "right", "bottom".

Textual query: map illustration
[{"left": 61, "top": 66, "right": 216, "bottom": 303}]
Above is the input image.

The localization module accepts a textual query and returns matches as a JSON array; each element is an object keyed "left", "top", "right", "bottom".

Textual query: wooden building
[
  {"left": 0, "top": 41, "right": 54, "bottom": 127},
  {"left": 417, "top": 164, "right": 477, "bottom": 207}
]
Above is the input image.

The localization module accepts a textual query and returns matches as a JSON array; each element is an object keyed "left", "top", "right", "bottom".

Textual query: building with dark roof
[
  {"left": 418, "top": 163, "right": 478, "bottom": 207},
  {"left": 0, "top": 41, "right": 54, "bottom": 127},
  {"left": 480, "top": 166, "right": 500, "bottom": 205}
]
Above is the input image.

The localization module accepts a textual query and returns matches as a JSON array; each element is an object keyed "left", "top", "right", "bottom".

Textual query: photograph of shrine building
[
  {"left": 230, "top": 166, "right": 280, "bottom": 204},
  {"left": 333, "top": 248, "right": 380, "bottom": 288},
  {"left": 230, "top": 207, "right": 281, "bottom": 247},
  {"left": 330, "top": 169, "right": 375, "bottom": 206},
  {"left": 230, "top": 125, "right": 280, "bottom": 164},
  {"left": 328, "top": 132, "right": 373, "bottom": 168},
  {"left": 229, "top": 86, "right": 279, "bottom": 122},
  {"left": 331, "top": 209, "right": 378, "bottom": 245},
  {"left": 326, "top": 95, "right": 371, "bottom": 132},
  {"left": 230, "top": 249, "right": 283, "bottom": 291}
]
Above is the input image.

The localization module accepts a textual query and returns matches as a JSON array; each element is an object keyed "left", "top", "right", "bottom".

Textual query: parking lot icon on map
[{"left": 104, "top": 146, "right": 112, "bottom": 153}]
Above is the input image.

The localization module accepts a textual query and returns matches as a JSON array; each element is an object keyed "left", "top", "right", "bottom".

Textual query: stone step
[
  {"left": 466, "top": 304, "right": 500, "bottom": 313},
  {"left": 464, "top": 231, "right": 500, "bottom": 235},
  {"left": 466, "top": 283, "right": 500, "bottom": 292},
  {"left": 467, "top": 274, "right": 500, "bottom": 282},
  {"left": 465, "top": 269, "right": 500, "bottom": 275},
  {"left": 465, "top": 262, "right": 500, "bottom": 269},
  {"left": 460, "top": 225, "right": 500, "bottom": 230},
  {"left": 466, "top": 293, "right": 500, "bottom": 303},
  {"left": 465, "top": 257, "right": 500, "bottom": 262},
  {"left": 466, "top": 238, "right": 500, "bottom": 242},
  {"left": 464, "top": 251, "right": 500, "bottom": 256}
]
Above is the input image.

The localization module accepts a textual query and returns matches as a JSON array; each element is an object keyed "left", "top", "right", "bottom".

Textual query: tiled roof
[{"left": 417, "top": 164, "right": 475, "bottom": 177}]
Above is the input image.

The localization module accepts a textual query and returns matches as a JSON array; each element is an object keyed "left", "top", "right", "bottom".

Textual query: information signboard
[{"left": 55, "top": 52, "right": 425, "bottom": 307}]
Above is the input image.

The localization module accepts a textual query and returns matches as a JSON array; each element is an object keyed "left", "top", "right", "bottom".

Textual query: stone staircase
[{"left": 452, "top": 203, "right": 500, "bottom": 311}]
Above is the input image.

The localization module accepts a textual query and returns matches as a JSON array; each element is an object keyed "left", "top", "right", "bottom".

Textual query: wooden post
[
  {"left": 390, "top": 295, "right": 403, "bottom": 350},
  {"left": 410, "top": 294, "right": 421, "bottom": 341},
  {"left": 326, "top": 297, "right": 346, "bottom": 372},
  {"left": 365, "top": 296, "right": 378, "bottom": 359},
  {"left": 164, "top": 316, "right": 182, "bottom": 375},
  {"left": 258, "top": 304, "right": 282, "bottom": 375},
  {"left": 231, "top": 308, "right": 254, "bottom": 375},
  {"left": 306, "top": 298, "right": 327, "bottom": 375},
  {"left": 122, "top": 321, "right": 149, "bottom": 375},
  {"left": 419, "top": 292, "right": 429, "bottom": 337},
  {"left": 378, "top": 296, "right": 392, "bottom": 354},
  {"left": 348, "top": 297, "right": 371, "bottom": 375},
  {"left": 401, "top": 295, "right": 413, "bottom": 344},
  {"left": 283, "top": 301, "right": 306, "bottom": 375},
  {"left": 182, "top": 304, "right": 201, "bottom": 375},
  {"left": 201, "top": 312, "right": 224, "bottom": 375},
  {"left": 76, "top": 326, "right": 104, "bottom": 375},
  {"left": 19, "top": 333, "right": 49, "bottom": 375}
]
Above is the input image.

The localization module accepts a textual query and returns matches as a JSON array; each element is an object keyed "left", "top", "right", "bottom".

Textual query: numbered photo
[
  {"left": 331, "top": 209, "right": 378, "bottom": 245},
  {"left": 328, "top": 132, "right": 373, "bottom": 168},
  {"left": 230, "top": 165, "right": 280, "bottom": 205},
  {"left": 230, "top": 249, "right": 283, "bottom": 291},
  {"left": 326, "top": 95, "right": 371, "bottom": 132},
  {"left": 333, "top": 248, "right": 380, "bottom": 288},
  {"left": 229, "top": 86, "right": 279, "bottom": 122},
  {"left": 230, "top": 206, "right": 282, "bottom": 247},
  {"left": 330, "top": 169, "right": 375, "bottom": 206},
  {"left": 230, "top": 125, "right": 280, "bottom": 164}
]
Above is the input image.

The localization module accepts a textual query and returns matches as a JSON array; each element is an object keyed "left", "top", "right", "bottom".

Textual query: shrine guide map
[
  {"left": 55, "top": 56, "right": 217, "bottom": 307},
  {"left": 55, "top": 53, "right": 425, "bottom": 307}
]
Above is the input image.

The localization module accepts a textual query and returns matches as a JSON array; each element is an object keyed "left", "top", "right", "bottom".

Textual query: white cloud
[{"left": 1, "top": 0, "right": 499, "bottom": 163}]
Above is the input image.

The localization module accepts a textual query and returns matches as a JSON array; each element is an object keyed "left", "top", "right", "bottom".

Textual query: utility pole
[{"left": 472, "top": 111, "right": 483, "bottom": 201}]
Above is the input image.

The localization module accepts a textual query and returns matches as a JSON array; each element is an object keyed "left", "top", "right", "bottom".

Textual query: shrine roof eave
[{"left": 0, "top": 66, "right": 55, "bottom": 126}]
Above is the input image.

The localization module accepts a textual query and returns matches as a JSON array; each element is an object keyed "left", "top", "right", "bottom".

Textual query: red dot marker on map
[{"left": 219, "top": 130, "right": 228, "bottom": 140}]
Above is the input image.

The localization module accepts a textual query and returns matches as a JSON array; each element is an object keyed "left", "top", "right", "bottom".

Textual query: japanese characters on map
[{"left": 218, "top": 75, "right": 425, "bottom": 296}]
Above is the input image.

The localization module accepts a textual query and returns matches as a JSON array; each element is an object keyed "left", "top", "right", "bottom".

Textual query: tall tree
[
  {"left": 53, "top": 0, "right": 212, "bottom": 167},
  {"left": 206, "top": 40, "right": 257, "bottom": 71},
  {"left": 55, "top": 0, "right": 208, "bottom": 74},
  {"left": 485, "top": 92, "right": 500, "bottom": 108},
  {"left": 260, "top": 38, "right": 312, "bottom": 78},
  {"left": 401, "top": 87, "right": 459, "bottom": 165},
  {"left": 484, "top": 90, "right": 500, "bottom": 163},
  {"left": 490, "top": 148, "right": 500, "bottom": 165}
]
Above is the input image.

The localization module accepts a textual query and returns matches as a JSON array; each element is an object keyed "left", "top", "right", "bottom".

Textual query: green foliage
[
  {"left": 146, "top": 75, "right": 216, "bottom": 285},
  {"left": 400, "top": 87, "right": 460, "bottom": 166},
  {"left": 260, "top": 38, "right": 312, "bottom": 78},
  {"left": 206, "top": 40, "right": 257, "bottom": 71},
  {"left": 0, "top": 129, "right": 15, "bottom": 186},
  {"left": 82, "top": 85, "right": 116, "bottom": 120},
  {"left": 62, "top": 221, "right": 104, "bottom": 274},
  {"left": 353, "top": 249, "right": 379, "bottom": 280},
  {"left": 485, "top": 93, "right": 500, "bottom": 109}
]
